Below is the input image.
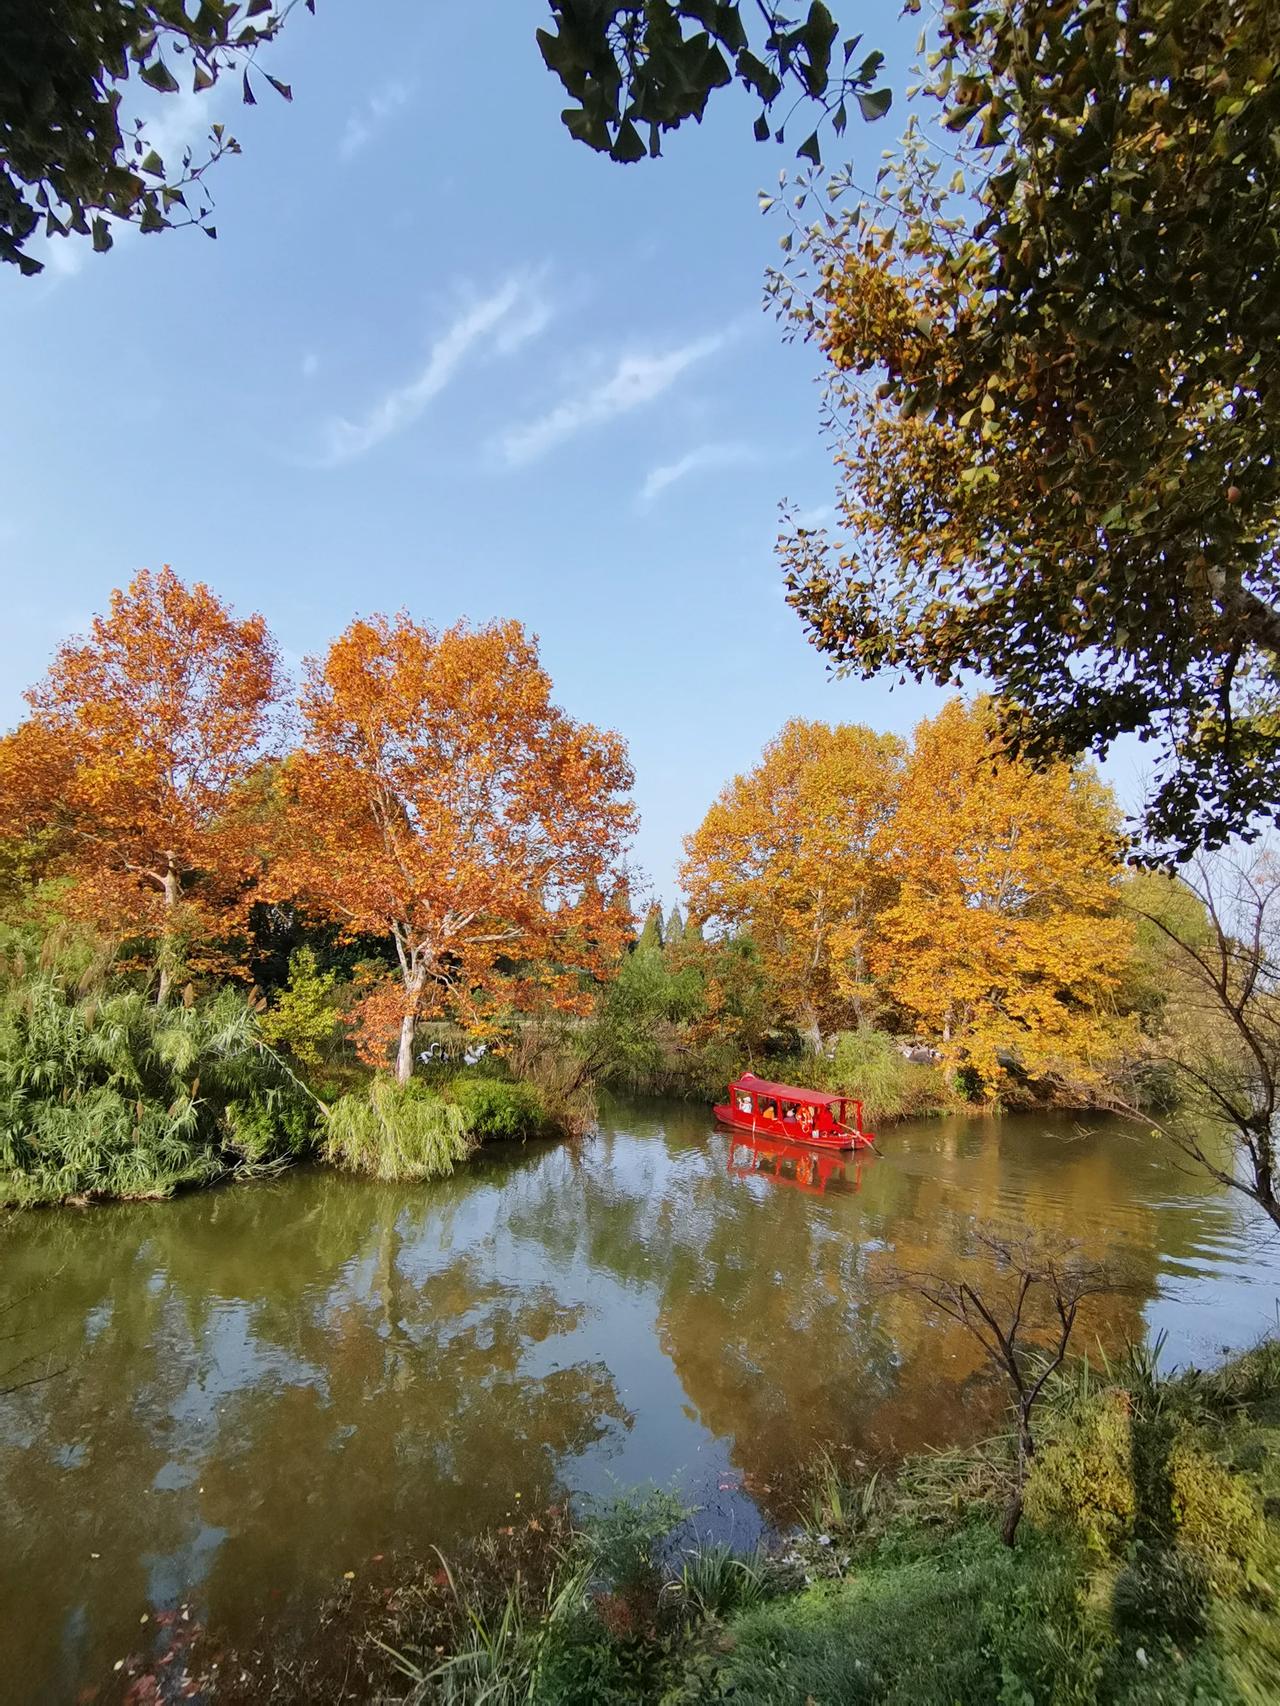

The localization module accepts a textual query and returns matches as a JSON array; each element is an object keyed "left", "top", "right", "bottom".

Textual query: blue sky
[{"left": 0, "top": 4, "right": 1142, "bottom": 900}]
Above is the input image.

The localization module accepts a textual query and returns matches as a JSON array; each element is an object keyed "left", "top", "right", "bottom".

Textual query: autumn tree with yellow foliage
[
  {"left": 680, "top": 701, "right": 1133, "bottom": 1090},
  {"left": 680, "top": 718, "right": 905, "bottom": 1048},
  {"left": 874, "top": 700, "right": 1133, "bottom": 1089}
]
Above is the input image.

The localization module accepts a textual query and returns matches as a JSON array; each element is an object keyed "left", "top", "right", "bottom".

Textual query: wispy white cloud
[
  {"left": 498, "top": 328, "right": 734, "bottom": 468},
  {"left": 339, "top": 80, "right": 414, "bottom": 161},
  {"left": 639, "top": 441, "right": 762, "bottom": 504},
  {"left": 792, "top": 502, "right": 834, "bottom": 530},
  {"left": 316, "top": 275, "right": 551, "bottom": 466}
]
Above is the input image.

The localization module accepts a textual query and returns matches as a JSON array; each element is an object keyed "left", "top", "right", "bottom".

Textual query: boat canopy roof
[{"left": 731, "top": 1072, "right": 856, "bottom": 1107}]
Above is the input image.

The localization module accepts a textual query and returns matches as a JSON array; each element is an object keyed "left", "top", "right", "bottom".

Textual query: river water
[{"left": 3, "top": 1099, "right": 1278, "bottom": 1701}]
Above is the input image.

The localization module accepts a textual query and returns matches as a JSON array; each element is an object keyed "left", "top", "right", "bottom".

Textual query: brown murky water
[{"left": 2, "top": 1100, "right": 1278, "bottom": 1702}]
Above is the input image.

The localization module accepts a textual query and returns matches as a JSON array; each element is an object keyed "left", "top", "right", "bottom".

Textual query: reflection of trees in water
[
  {"left": 519, "top": 1113, "right": 1189, "bottom": 1521},
  {"left": 0, "top": 1161, "right": 630, "bottom": 1703},
  {"left": 0, "top": 1108, "right": 1248, "bottom": 1701}
]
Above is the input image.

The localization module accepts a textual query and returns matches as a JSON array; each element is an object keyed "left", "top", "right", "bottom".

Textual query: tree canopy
[
  {"left": 681, "top": 717, "right": 904, "bottom": 1045},
  {"left": 0, "top": 566, "right": 280, "bottom": 998},
  {"left": 774, "top": 0, "right": 1280, "bottom": 858},
  {"left": 874, "top": 699, "right": 1133, "bottom": 1085},
  {"left": 1, "top": 0, "right": 301, "bottom": 273},
  {"left": 2, "top": 0, "right": 890, "bottom": 275},
  {"left": 273, "top": 613, "right": 635, "bottom": 1082},
  {"left": 681, "top": 701, "right": 1133, "bottom": 1084}
]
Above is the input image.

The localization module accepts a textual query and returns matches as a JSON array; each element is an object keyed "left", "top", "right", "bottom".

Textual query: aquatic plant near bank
[
  {"left": 449, "top": 1076, "right": 549, "bottom": 1142},
  {"left": 321, "top": 1076, "right": 473, "bottom": 1183},
  {"left": 0, "top": 973, "right": 312, "bottom": 1207}
]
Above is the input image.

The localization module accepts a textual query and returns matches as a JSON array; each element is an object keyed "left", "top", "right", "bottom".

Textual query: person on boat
[
  {"left": 760, "top": 1098, "right": 779, "bottom": 1124},
  {"left": 797, "top": 1104, "right": 814, "bottom": 1137}
]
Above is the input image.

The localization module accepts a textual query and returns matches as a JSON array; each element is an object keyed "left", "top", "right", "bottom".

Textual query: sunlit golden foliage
[
  {"left": 680, "top": 718, "right": 904, "bottom": 1043},
  {"left": 874, "top": 700, "right": 1134, "bottom": 1087}
]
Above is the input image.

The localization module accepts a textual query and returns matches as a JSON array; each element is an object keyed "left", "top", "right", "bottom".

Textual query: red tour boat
[{"left": 713, "top": 1073, "right": 875, "bottom": 1153}]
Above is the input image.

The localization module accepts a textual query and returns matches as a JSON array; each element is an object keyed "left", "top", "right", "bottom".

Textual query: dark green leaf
[
  {"left": 611, "top": 117, "right": 646, "bottom": 163},
  {"left": 139, "top": 60, "right": 180, "bottom": 94}
]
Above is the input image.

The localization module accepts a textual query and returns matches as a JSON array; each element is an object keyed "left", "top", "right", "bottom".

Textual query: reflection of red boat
[
  {"left": 713, "top": 1073, "right": 875, "bottom": 1152},
  {"left": 727, "top": 1131, "right": 864, "bottom": 1195}
]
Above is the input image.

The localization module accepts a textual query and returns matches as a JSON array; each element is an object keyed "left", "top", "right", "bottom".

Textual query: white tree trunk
[
  {"left": 395, "top": 964, "right": 426, "bottom": 1084},
  {"left": 395, "top": 1009, "right": 417, "bottom": 1085},
  {"left": 156, "top": 858, "right": 181, "bottom": 1005}
]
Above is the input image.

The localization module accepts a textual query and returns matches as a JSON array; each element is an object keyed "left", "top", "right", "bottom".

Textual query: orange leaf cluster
[
  {"left": 1, "top": 567, "right": 279, "bottom": 980},
  {"left": 270, "top": 613, "right": 636, "bottom": 1078}
]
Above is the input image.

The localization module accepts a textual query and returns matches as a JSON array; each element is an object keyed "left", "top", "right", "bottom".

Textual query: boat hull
[{"left": 713, "top": 1104, "right": 872, "bottom": 1152}]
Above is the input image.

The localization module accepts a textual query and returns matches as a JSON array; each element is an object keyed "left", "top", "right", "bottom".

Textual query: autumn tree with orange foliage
[
  {"left": 874, "top": 700, "right": 1133, "bottom": 1090},
  {"left": 680, "top": 719, "right": 904, "bottom": 1048},
  {"left": 0, "top": 568, "right": 281, "bottom": 999},
  {"left": 273, "top": 614, "right": 635, "bottom": 1083}
]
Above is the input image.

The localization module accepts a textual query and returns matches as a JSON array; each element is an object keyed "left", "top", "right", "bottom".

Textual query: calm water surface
[{"left": 3, "top": 1099, "right": 1279, "bottom": 1701}]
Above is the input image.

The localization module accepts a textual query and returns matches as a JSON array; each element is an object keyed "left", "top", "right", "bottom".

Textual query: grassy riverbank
[{"left": 140, "top": 1338, "right": 1280, "bottom": 1704}]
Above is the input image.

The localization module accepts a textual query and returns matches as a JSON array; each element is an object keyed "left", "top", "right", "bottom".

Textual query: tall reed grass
[
  {"left": 322, "top": 1076, "right": 474, "bottom": 1182},
  {"left": 0, "top": 968, "right": 313, "bottom": 1207}
]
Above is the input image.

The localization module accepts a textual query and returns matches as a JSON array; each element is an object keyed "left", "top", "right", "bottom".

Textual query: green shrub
[
  {"left": 1023, "top": 1389, "right": 1136, "bottom": 1558},
  {"left": 0, "top": 972, "right": 315, "bottom": 1207},
  {"left": 826, "top": 1029, "right": 911, "bottom": 1123},
  {"left": 322, "top": 1075, "right": 474, "bottom": 1182},
  {"left": 450, "top": 1075, "right": 548, "bottom": 1141},
  {"left": 257, "top": 946, "right": 340, "bottom": 1069},
  {"left": 224, "top": 1086, "right": 315, "bottom": 1164},
  {"left": 664, "top": 1541, "right": 768, "bottom": 1621},
  {"left": 953, "top": 1063, "right": 985, "bottom": 1102},
  {"left": 777, "top": 1029, "right": 954, "bottom": 1126},
  {"left": 1167, "top": 1440, "right": 1265, "bottom": 1591}
]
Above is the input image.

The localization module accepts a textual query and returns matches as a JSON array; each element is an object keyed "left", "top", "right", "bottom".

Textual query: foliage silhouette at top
[
  {"left": 776, "top": 0, "right": 1280, "bottom": 857},
  {"left": 1, "top": 0, "right": 889, "bottom": 275}
]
